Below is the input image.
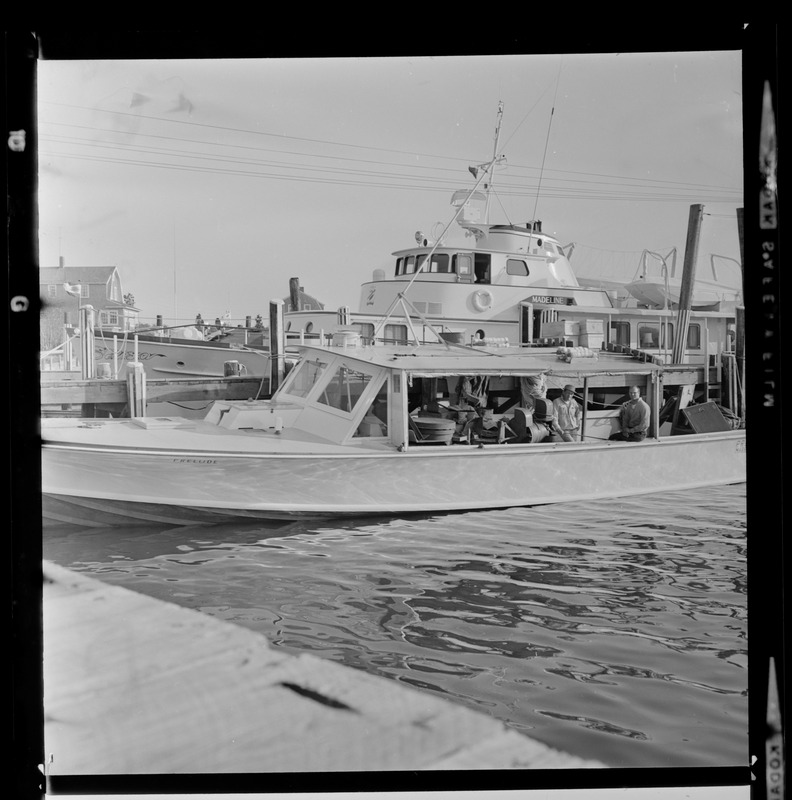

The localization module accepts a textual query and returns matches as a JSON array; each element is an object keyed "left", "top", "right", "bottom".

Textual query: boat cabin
[{"left": 206, "top": 341, "right": 730, "bottom": 451}]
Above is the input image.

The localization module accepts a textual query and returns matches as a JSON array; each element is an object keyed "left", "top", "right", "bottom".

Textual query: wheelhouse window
[
  {"left": 636, "top": 323, "right": 675, "bottom": 349},
  {"left": 353, "top": 322, "right": 375, "bottom": 343},
  {"left": 318, "top": 365, "right": 377, "bottom": 414},
  {"left": 610, "top": 321, "right": 630, "bottom": 346},
  {"left": 399, "top": 252, "right": 452, "bottom": 276},
  {"left": 506, "top": 258, "right": 529, "bottom": 276},
  {"left": 395, "top": 256, "right": 418, "bottom": 276},
  {"left": 687, "top": 323, "right": 702, "bottom": 349},
  {"left": 281, "top": 358, "right": 328, "bottom": 398},
  {"left": 429, "top": 253, "right": 450, "bottom": 273},
  {"left": 382, "top": 324, "right": 408, "bottom": 344},
  {"left": 416, "top": 253, "right": 450, "bottom": 273},
  {"left": 638, "top": 325, "right": 660, "bottom": 349}
]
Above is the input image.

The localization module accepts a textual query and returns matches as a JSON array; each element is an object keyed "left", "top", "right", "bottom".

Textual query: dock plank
[
  {"left": 43, "top": 561, "right": 604, "bottom": 775},
  {"left": 40, "top": 376, "right": 267, "bottom": 407}
]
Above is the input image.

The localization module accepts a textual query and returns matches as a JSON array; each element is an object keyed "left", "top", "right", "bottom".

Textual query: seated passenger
[{"left": 609, "top": 386, "right": 650, "bottom": 442}]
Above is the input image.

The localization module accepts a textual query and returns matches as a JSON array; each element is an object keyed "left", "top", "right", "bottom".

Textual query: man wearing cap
[
  {"left": 609, "top": 386, "right": 650, "bottom": 442},
  {"left": 553, "top": 384, "right": 582, "bottom": 442}
]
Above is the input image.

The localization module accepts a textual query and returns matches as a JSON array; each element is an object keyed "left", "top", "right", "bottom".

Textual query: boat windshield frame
[{"left": 274, "top": 349, "right": 392, "bottom": 443}]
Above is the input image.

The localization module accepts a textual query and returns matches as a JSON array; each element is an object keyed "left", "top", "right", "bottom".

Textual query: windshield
[{"left": 280, "top": 357, "right": 328, "bottom": 398}]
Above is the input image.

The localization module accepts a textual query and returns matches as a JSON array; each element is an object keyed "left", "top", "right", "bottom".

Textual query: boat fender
[{"left": 471, "top": 289, "right": 493, "bottom": 312}]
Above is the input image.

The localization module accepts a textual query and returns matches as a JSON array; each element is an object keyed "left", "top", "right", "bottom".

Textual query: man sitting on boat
[
  {"left": 609, "top": 386, "right": 650, "bottom": 442},
  {"left": 553, "top": 384, "right": 582, "bottom": 442}
]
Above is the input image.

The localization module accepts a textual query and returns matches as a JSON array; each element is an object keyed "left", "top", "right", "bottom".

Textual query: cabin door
[{"left": 519, "top": 303, "right": 535, "bottom": 346}]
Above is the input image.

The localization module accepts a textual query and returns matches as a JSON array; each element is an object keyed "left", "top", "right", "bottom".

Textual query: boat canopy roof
[{"left": 297, "top": 343, "right": 662, "bottom": 380}]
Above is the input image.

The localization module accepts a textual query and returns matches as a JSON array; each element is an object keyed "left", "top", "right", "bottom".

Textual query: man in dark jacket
[{"left": 609, "top": 386, "right": 650, "bottom": 441}]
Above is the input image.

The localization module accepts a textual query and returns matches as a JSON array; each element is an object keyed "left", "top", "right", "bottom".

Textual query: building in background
[{"left": 39, "top": 259, "right": 139, "bottom": 352}]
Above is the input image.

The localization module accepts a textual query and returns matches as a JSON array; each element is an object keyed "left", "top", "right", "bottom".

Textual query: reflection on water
[{"left": 43, "top": 484, "right": 748, "bottom": 768}]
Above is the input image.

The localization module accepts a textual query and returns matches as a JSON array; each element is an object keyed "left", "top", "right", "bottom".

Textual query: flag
[{"left": 64, "top": 282, "right": 82, "bottom": 297}]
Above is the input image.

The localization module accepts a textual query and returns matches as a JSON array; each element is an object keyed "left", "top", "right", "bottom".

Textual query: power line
[{"left": 39, "top": 105, "right": 743, "bottom": 195}]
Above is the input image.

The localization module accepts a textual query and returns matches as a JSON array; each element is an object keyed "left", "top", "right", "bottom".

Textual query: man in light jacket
[{"left": 553, "top": 384, "right": 582, "bottom": 442}]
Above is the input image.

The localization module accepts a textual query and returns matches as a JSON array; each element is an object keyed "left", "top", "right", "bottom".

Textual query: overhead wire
[{"left": 38, "top": 103, "right": 743, "bottom": 205}]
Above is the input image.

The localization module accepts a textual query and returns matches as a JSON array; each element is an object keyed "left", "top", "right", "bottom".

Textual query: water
[{"left": 42, "top": 483, "right": 748, "bottom": 769}]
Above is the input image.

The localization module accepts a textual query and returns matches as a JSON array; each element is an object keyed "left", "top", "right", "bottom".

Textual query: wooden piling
[
  {"left": 289, "top": 277, "right": 301, "bottom": 312},
  {"left": 126, "top": 362, "right": 146, "bottom": 417},
  {"left": 269, "top": 299, "right": 285, "bottom": 394},
  {"left": 79, "top": 305, "right": 95, "bottom": 380},
  {"left": 671, "top": 204, "right": 704, "bottom": 365}
]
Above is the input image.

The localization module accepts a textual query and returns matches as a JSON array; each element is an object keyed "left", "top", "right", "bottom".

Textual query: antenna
[
  {"left": 530, "top": 67, "right": 563, "bottom": 233},
  {"left": 484, "top": 101, "right": 504, "bottom": 223}
]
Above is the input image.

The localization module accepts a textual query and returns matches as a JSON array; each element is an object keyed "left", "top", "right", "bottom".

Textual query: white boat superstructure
[
  {"left": 283, "top": 196, "right": 737, "bottom": 363},
  {"left": 282, "top": 129, "right": 739, "bottom": 364},
  {"left": 41, "top": 340, "right": 745, "bottom": 527}
]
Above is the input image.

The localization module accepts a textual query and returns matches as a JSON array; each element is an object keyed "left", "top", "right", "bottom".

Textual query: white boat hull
[
  {"left": 93, "top": 336, "right": 271, "bottom": 379},
  {"left": 41, "top": 421, "right": 746, "bottom": 526}
]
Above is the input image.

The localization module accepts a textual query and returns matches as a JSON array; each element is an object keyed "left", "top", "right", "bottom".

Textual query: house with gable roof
[{"left": 39, "top": 259, "right": 139, "bottom": 351}]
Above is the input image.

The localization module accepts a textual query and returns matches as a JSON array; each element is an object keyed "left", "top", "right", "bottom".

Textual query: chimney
[{"left": 59, "top": 256, "right": 65, "bottom": 268}]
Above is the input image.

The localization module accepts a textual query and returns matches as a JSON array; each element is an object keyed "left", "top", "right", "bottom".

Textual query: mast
[{"left": 484, "top": 101, "right": 504, "bottom": 224}]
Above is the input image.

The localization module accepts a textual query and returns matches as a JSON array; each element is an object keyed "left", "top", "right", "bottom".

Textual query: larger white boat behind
[
  {"left": 282, "top": 106, "right": 740, "bottom": 363},
  {"left": 284, "top": 197, "right": 738, "bottom": 363}
]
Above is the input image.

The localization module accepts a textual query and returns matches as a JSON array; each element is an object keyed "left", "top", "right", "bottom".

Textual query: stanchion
[{"left": 126, "top": 362, "right": 146, "bottom": 417}]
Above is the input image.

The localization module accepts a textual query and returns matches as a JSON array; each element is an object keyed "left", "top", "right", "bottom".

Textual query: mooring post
[
  {"left": 126, "top": 362, "right": 146, "bottom": 417},
  {"left": 671, "top": 204, "right": 704, "bottom": 365},
  {"left": 79, "top": 305, "right": 95, "bottom": 379},
  {"left": 289, "top": 277, "right": 301, "bottom": 312},
  {"left": 269, "top": 299, "right": 285, "bottom": 395}
]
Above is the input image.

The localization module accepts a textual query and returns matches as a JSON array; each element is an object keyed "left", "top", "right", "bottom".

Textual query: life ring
[{"left": 471, "top": 289, "right": 493, "bottom": 312}]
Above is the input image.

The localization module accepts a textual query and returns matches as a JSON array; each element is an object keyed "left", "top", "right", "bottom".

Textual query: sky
[{"left": 36, "top": 50, "right": 744, "bottom": 326}]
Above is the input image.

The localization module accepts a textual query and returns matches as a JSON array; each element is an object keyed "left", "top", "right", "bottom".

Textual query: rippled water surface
[{"left": 43, "top": 484, "right": 748, "bottom": 769}]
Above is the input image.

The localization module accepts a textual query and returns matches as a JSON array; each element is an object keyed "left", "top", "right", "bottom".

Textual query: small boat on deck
[
  {"left": 620, "top": 250, "right": 743, "bottom": 311},
  {"left": 41, "top": 338, "right": 745, "bottom": 527}
]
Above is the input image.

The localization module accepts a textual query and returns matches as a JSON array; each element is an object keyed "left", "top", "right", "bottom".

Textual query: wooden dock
[
  {"left": 40, "top": 374, "right": 268, "bottom": 416},
  {"left": 43, "top": 560, "right": 605, "bottom": 777}
]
